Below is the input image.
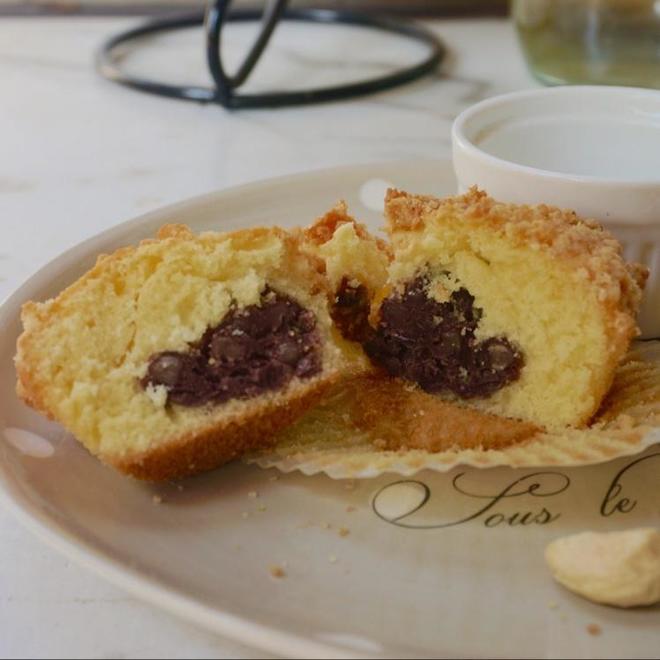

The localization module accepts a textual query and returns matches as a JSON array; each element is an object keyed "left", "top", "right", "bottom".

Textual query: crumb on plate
[
  {"left": 587, "top": 624, "right": 602, "bottom": 637},
  {"left": 269, "top": 565, "right": 286, "bottom": 579}
]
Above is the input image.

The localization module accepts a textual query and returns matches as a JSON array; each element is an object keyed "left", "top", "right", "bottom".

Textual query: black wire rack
[{"left": 97, "top": 0, "right": 446, "bottom": 109}]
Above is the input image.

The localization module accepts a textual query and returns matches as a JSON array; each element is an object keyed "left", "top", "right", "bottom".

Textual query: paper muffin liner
[{"left": 247, "top": 341, "right": 660, "bottom": 479}]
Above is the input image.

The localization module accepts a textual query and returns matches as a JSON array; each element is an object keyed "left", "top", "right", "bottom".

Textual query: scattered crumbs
[
  {"left": 586, "top": 624, "right": 602, "bottom": 637},
  {"left": 346, "top": 506, "right": 356, "bottom": 513},
  {"left": 559, "top": 613, "right": 568, "bottom": 623},
  {"left": 269, "top": 475, "right": 279, "bottom": 482},
  {"left": 338, "top": 527, "right": 350, "bottom": 538},
  {"left": 418, "top": 409, "right": 425, "bottom": 416},
  {"left": 241, "top": 512, "right": 250, "bottom": 519},
  {"left": 297, "top": 521, "right": 314, "bottom": 529},
  {"left": 152, "top": 495, "right": 162, "bottom": 505},
  {"left": 321, "top": 522, "right": 332, "bottom": 530},
  {"left": 328, "top": 555, "right": 338, "bottom": 564},
  {"left": 257, "top": 504, "right": 267, "bottom": 513},
  {"left": 233, "top": 544, "right": 242, "bottom": 552},
  {"left": 269, "top": 565, "right": 286, "bottom": 579},
  {"left": 344, "top": 480, "right": 356, "bottom": 491},
  {"left": 548, "top": 601, "right": 559, "bottom": 610},
  {"left": 248, "top": 491, "right": 259, "bottom": 499},
  {"left": 176, "top": 484, "right": 184, "bottom": 492}
]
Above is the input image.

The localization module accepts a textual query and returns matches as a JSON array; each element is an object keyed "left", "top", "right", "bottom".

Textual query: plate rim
[
  {"left": 0, "top": 475, "right": 364, "bottom": 660},
  {"left": 0, "top": 158, "right": 451, "bottom": 660}
]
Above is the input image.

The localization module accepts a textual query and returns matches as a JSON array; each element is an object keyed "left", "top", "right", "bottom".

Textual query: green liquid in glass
[{"left": 513, "top": 0, "right": 660, "bottom": 88}]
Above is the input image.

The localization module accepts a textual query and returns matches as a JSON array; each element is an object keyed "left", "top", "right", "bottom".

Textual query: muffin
[
  {"left": 16, "top": 224, "right": 360, "bottom": 480},
  {"left": 363, "top": 188, "right": 647, "bottom": 430}
]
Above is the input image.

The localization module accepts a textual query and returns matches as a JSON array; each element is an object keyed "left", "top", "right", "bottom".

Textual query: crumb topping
[{"left": 384, "top": 187, "right": 646, "bottom": 321}]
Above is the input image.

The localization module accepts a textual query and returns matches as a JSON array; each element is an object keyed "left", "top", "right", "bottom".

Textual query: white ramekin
[{"left": 451, "top": 86, "right": 660, "bottom": 338}]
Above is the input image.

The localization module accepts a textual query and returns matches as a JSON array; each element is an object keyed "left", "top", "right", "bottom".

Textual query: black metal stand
[{"left": 97, "top": 0, "right": 445, "bottom": 109}]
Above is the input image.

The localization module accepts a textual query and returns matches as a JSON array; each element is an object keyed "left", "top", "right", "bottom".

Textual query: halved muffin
[
  {"left": 16, "top": 224, "right": 359, "bottom": 480},
  {"left": 364, "top": 188, "right": 647, "bottom": 430}
]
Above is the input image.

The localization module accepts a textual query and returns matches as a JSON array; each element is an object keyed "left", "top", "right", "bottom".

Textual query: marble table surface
[{"left": 0, "top": 16, "right": 538, "bottom": 659}]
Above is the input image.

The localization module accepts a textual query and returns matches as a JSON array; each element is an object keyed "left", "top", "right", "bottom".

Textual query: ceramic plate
[{"left": 1, "top": 161, "right": 658, "bottom": 660}]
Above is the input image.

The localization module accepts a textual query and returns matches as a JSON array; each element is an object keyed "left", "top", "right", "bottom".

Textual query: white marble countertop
[{"left": 0, "top": 16, "right": 537, "bottom": 659}]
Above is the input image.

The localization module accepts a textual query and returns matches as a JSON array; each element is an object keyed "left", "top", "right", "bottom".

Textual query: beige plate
[{"left": 1, "top": 161, "right": 659, "bottom": 659}]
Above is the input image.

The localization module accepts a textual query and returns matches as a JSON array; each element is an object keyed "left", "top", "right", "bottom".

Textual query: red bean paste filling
[
  {"left": 141, "top": 289, "right": 322, "bottom": 407},
  {"left": 330, "top": 277, "right": 372, "bottom": 343},
  {"left": 364, "top": 275, "right": 524, "bottom": 398}
]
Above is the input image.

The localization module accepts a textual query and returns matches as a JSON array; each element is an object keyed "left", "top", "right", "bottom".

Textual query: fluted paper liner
[{"left": 248, "top": 341, "right": 660, "bottom": 479}]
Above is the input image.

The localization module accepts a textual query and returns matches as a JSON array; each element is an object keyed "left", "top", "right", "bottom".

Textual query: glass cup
[{"left": 513, "top": 0, "right": 660, "bottom": 89}]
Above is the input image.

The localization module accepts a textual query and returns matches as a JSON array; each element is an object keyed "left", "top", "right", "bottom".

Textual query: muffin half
[
  {"left": 364, "top": 188, "right": 647, "bottom": 430},
  {"left": 16, "top": 224, "right": 359, "bottom": 480}
]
